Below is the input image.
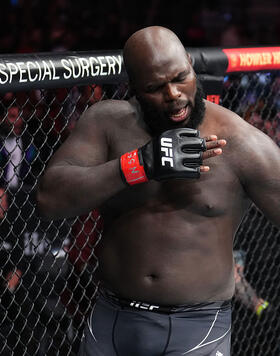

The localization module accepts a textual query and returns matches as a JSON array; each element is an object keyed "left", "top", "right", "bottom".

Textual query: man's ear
[{"left": 186, "top": 52, "right": 194, "bottom": 66}]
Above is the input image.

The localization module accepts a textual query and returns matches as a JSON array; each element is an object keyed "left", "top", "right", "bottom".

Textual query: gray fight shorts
[{"left": 78, "top": 288, "right": 231, "bottom": 356}]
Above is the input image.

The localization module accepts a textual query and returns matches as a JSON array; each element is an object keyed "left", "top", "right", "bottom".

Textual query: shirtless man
[{"left": 36, "top": 26, "right": 280, "bottom": 355}]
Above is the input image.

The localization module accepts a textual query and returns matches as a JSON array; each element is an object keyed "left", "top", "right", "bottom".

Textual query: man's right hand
[{"left": 120, "top": 128, "right": 226, "bottom": 185}]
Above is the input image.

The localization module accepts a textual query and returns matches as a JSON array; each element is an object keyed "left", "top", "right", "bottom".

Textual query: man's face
[{"left": 133, "top": 54, "right": 205, "bottom": 134}]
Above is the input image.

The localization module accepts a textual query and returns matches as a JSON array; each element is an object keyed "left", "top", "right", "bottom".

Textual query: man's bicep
[
  {"left": 245, "top": 177, "right": 280, "bottom": 226},
  {"left": 242, "top": 137, "right": 280, "bottom": 226}
]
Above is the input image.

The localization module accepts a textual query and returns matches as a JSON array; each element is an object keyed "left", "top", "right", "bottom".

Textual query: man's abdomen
[{"left": 98, "top": 211, "right": 236, "bottom": 304}]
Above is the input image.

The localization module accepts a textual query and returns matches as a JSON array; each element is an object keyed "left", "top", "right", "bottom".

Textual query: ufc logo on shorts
[
  {"left": 160, "top": 137, "right": 173, "bottom": 167},
  {"left": 130, "top": 301, "right": 160, "bottom": 311}
]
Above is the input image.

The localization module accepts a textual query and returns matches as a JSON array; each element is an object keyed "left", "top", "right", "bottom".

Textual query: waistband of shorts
[{"left": 98, "top": 287, "right": 231, "bottom": 314}]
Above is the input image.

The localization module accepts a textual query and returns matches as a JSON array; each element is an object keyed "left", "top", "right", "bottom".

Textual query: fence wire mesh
[
  {"left": 0, "top": 72, "right": 279, "bottom": 355},
  {"left": 224, "top": 71, "right": 280, "bottom": 356}
]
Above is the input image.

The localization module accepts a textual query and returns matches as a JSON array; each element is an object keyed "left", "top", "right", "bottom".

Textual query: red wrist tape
[{"left": 120, "top": 149, "right": 148, "bottom": 185}]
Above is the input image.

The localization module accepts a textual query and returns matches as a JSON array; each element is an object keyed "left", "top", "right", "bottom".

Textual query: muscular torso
[{"left": 95, "top": 99, "right": 250, "bottom": 304}]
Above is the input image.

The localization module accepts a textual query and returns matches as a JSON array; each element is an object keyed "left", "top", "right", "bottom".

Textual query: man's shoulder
[
  {"left": 205, "top": 100, "right": 279, "bottom": 163},
  {"left": 205, "top": 100, "right": 256, "bottom": 139},
  {"left": 83, "top": 99, "right": 137, "bottom": 123},
  {"left": 205, "top": 100, "right": 242, "bottom": 124},
  {"left": 75, "top": 98, "right": 138, "bottom": 137}
]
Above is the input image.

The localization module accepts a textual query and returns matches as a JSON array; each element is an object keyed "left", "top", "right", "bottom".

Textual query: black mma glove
[{"left": 120, "top": 128, "right": 206, "bottom": 185}]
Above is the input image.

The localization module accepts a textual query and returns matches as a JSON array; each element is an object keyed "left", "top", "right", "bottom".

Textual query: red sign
[
  {"left": 223, "top": 47, "right": 280, "bottom": 72},
  {"left": 207, "top": 95, "right": 220, "bottom": 104}
]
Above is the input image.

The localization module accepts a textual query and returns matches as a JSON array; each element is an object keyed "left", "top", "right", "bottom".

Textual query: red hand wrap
[{"left": 120, "top": 149, "right": 148, "bottom": 185}]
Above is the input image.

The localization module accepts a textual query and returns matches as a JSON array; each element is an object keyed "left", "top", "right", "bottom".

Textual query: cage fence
[{"left": 0, "top": 70, "right": 279, "bottom": 355}]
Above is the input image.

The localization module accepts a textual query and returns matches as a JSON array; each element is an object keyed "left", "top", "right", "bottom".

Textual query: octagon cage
[{"left": 0, "top": 47, "right": 279, "bottom": 355}]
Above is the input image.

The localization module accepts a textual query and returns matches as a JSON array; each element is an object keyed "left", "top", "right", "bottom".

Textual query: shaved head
[
  {"left": 123, "top": 26, "right": 205, "bottom": 133},
  {"left": 123, "top": 26, "right": 189, "bottom": 84}
]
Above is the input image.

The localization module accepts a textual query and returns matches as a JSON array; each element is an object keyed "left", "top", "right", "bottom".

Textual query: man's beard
[{"left": 138, "top": 81, "right": 206, "bottom": 135}]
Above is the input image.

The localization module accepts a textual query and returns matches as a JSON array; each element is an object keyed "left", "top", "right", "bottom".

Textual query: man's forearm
[{"left": 36, "top": 159, "right": 126, "bottom": 220}]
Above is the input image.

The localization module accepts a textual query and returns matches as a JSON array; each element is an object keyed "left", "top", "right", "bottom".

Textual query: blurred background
[{"left": 1, "top": 0, "right": 280, "bottom": 55}]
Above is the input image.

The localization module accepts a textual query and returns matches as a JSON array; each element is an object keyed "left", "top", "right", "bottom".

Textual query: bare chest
[
  {"left": 104, "top": 122, "right": 247, "bottom": 220},
  {"left": 106, "top": 150, "right": 244, "bottom": 221}
]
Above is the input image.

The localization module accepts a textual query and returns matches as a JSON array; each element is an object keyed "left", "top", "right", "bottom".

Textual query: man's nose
[{"left": 164, "top": 83, "right": 181, "bottom": 101}]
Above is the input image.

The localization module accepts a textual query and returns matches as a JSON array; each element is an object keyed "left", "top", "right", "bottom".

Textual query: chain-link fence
[
  {"left": 225, "top": 71, "right": 280, "bottom": 356},
  {"left": 0, "top": 71, "right": 279, "bottom": 355}
]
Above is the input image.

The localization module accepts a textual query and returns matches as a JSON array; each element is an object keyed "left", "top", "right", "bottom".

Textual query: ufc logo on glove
[
  {"left": 160, "top": 137, "right": 174, "bottom": 167},
  {"left": 120, "top": 128, "right": 206, "bottom": 185}
]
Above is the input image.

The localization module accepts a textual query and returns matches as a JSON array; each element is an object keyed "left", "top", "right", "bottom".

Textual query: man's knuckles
[
  {"left": 205, "top": 139, "right": 226, "bottom": 150},
  {"left": 202, "top": 148, "right": 221, "bottom": 159}
]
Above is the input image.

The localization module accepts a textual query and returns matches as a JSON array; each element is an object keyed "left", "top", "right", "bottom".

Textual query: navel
[{"left": 145, "top": 274, "right": 158, "bottom": 282}]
